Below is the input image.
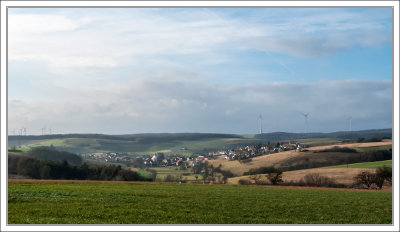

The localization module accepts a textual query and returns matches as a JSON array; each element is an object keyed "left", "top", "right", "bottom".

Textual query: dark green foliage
[
  {"left": 8, "top": 147, "right": 22, "bottom": 152},
  {"left": 114, "top": 169, "right": 142, "bottom": 181},
  {"left": 28, "top": 146, "right": 82, "bottom": 164},
  {"left": 363, "top": 149, "right": 392, "bottom": 162},
  {"left": 351, "top": 136, "right": 391, "bottom": 143}
]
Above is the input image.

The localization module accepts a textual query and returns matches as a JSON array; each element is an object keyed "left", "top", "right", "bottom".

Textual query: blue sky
[{"left": 8, "top": 8, "right": 393, "bottom": 135}]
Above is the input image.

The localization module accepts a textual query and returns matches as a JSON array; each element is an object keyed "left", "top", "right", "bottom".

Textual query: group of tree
[
  {"left": 8, "top": 155, "right": 152, "bottom": 181},
  {"left": 240, "top": 167, "right": 283, "bottom": 185},
  {"left": 192, "top": 161, "right": 234, "bottom": 184},
  {"left": 354, "top": 166, "right": 392, "bottom": 189}
]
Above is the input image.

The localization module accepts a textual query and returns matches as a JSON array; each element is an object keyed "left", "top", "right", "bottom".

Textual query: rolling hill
[{"left": 7, "top": 128, "right": 392, "bottom": 155}]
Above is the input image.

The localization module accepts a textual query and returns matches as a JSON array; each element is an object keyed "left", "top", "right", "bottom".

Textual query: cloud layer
[
  {"left": 9, "top": 8, "right": 392, "bottom": 67},
  {"left": 8, "top": 78, "right": 392, "bottom": 134},
  {"left": 7, "top": 8, "right": 393, "bottom": 134}
]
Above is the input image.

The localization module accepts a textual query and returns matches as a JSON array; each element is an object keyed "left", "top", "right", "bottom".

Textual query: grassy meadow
[
  {"left": 325, "top": 160, "right": 392, "bottom": 169},
  {"left": 8, "top": 181, "right": 392, "bottom": 224}
]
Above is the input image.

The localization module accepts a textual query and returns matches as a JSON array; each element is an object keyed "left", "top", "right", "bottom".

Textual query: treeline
[
  {"left": 192, "top": 161, "right": 235, "bottom": 184},
  {"left": 254, "top": 129, "right": 392, "bottom": 141},
  {"left": 344, "top": 136, "right": 391, "bottom": 143},
  {"left": 8, "top": 155, "right": 152, "bottom": 181},
  {"left": 317, "top": 146, "right": 358, "bottom": 153}
]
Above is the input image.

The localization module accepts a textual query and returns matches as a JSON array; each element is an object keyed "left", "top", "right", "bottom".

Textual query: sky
[{"left": 7, "top": 7, "right": 393, "bottom": 135}]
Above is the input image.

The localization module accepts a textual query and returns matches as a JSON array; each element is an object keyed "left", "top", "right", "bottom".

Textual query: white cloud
[
  {"left": 8, "top": 78, "right": 392, "bottom": 134},
  {"left": 8, "top": 8, "right": 391, "bottom": 68}
]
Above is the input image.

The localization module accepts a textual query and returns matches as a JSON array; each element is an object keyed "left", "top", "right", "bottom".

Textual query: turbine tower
[
  {"left": 302, "top": 113, "right": 309, "bottom": 134},
  {"left": 348, "top": 116, "right": 352, "bottom": 132},
  {"left": 258, "top": 114, "right": 263, "bottom": 134},
  {"left": 41, "top": 126, "right": 46, "bottom": 135}
]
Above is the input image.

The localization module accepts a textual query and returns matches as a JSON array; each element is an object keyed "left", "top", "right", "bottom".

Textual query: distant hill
[
  {"left": 8, "top": 133, "right": 245, "bottom": 155},
  {"left": 254, "top": 128, "right": 392, "bottom": 141},
  {"left": 8, "top": 129, "right": 391, "bottom": 155}
]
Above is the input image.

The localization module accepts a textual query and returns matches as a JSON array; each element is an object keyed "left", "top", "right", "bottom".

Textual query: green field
[
  {"left": 8, "top": 181, "right": 392, "bottom": 224},
  {"left": 356, "top": 145, "right": 393, "bottom": 152},
  {"left": 326, "top": 160, "right": 392, "bottom": 169},
  {"left": 9, "top": 136, "right": 259, "bottom": 155}
]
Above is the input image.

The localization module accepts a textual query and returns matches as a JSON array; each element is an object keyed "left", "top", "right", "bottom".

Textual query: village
[{"left": 85, "top": 141, "right": 307, "bottom": 168}]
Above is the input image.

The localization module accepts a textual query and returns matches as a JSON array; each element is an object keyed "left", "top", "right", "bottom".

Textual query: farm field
[
  {"left": 325, "top": 160, "right": 392, "bottom": 169},
  {"left": 207, "top": 140, "right": 392, "bottom": 176},
  {"left": 228, "top": 168, "right": 378, "bottom": 186},
  {"left": 8, "top": 180, "right": 392, "bottom": 224}
]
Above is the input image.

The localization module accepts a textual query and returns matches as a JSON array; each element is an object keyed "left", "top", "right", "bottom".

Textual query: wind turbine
[
  {"left": 258, "top": 114, "right": 263, "bottom": 134},
  {"left": 41, "top": 126, "right": 46, "bottom": 135},
  {"left": 301, "top": 113, "right": 309, "bottom": 134},
  {"left": 348, "top": 116, "right": 352, "bottom": 132}
]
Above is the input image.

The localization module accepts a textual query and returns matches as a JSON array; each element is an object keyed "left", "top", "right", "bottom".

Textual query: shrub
[
  {"left": 164, "top": 174, "right": 178, "bottom": 182},
  {"left": 303, "top": 173, "right": 337, "bottom": 187},
  {"left": 114, "top": 169, "right": 143, "bottom": 181},
  {"left": 266, "top": 170, "right": 283, "bottom": 185},
  {"left": 354, "top": 171, "right": 376, "bottom": 189},
  {"left": 238, "top": 178, "right": 252, "bottom": 185},
  {"left": 375, "top": 166, "right": 392, "bottom": 189},
  {"left": 255, "top": 178, "right": 269, "bottom": 185}
]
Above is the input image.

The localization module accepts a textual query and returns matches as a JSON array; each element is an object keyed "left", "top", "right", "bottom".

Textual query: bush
[
  {"left": 374, "top": 166, "right": 392, "bottom": 189},
  {"left": 266, "top": 171, "right": 283, "bottom": 185},
  {"left": 303, "top": 173, "right": 337, "bottom": 187},
  {"left": 255, "top": 179, "right": 269, "bottom": 185},
  {"left": 354, "top": 167, "right": 392, "bottom": 190},
  {"left": 114, "top": 169, "right": 143, "bottom": 181},
  {"left": 164, "top": 174, "right": 178, "bottom": 182},
  {"left": 354, "top": 171, "right": 376, "bottom": 189},
  {"left": 238, "top": 178, "right": 252, "bottom": 185}
]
